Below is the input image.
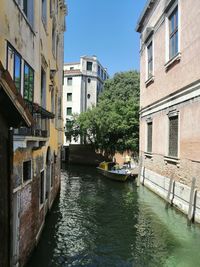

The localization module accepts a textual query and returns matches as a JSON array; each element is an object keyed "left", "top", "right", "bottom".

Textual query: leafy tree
[{"left": 65, "top": 71, "right": 140, "bottom": 155}]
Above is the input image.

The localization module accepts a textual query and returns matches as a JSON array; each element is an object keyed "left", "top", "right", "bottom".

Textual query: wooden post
[
  {"left": 167, "top": 178, "right": 174, "bottom": 203},
  {"left": 165, "top": 177, "right": 174, "bottom": 209},
  {"left": 136, "top": 155, "right": 142, "bottom": 187},
  {"left": 187, "top": 177, "right": 196, "bottom": 224}
]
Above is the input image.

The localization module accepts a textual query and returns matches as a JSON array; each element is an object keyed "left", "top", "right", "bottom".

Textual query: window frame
[
  {"left": 7, "top": 43, "right": 22, "bottom": 93},
  {"left": 146, "top": 121, "right": 153, "bottom": 153},
  {"left": 22, "top": 160, "right": 32, "bottom": 184},
  {"left": 66, "top": 107, "right": 72, "bottom": 116},
  {"left": 168, "top": 114, "right": 179, "bottom": 158},
  {"left": 41, "top": 67, "right": 46, "bottom": 108},
  {"left": 67, "top": 77, "right": 72, "bottom": 86},
  {"left": 42, "top": 0, "right": 47, "bottom": 25},
  {"left": 146, "top": 40, "right": 153, "bottom": 80},
  {"left": 169, "top": 6, "right": 178, "bottom": 59},
  {"left": 165, "top": 1, "right": 180, "bottom": 63},
  {"left": 39, "top": 169, "right": 45, "bottom": 207},
  {"left": 67, "top": 93, "right": 72, "bottom": 102},
  {"left": 23, "top": 62, "right": 34, "bottom": 102},
  {"left": 86, "top": 61, "right": 93, "bottom": 71}
]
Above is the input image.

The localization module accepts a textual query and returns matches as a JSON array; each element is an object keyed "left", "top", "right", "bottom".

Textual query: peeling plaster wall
[{"left": 0, "top": 0, "right": 66, "bottom": 266}]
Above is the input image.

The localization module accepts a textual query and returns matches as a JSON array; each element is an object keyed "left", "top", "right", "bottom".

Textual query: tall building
[
  {"left": 136, "top": 0, "right": 200, "bottom": 222},
  {"left": 63, "top": 55, "right": 109, "bottom": 146},
  {"left": 0, "top": 0, "right": 67, "bottom": 266}
]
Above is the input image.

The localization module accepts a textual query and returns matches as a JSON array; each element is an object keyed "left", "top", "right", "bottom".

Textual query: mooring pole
[
  {"left": 137, "top": 155, "right": 142, "bottom": 187},
  {"left": 187, "top": 177, "right": 196, "bottom": 225}
]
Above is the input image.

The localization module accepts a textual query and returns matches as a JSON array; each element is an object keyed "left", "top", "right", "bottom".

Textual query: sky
[{"left": 64, "top": 0, "right": 147, "bottom": 76}]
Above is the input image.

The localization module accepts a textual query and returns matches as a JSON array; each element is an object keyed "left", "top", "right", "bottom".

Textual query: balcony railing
[{"left": 14, "top": 100, "right": 54, "bottom": 138}]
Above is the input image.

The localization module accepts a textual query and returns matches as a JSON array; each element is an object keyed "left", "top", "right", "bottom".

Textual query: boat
[{"left": 97, "top": 162, "right": 131, "bottom": 182}]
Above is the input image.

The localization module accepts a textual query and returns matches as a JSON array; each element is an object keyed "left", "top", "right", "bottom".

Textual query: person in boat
[{"left": 124, "top": 155, "right": 131, "bottom": 168}]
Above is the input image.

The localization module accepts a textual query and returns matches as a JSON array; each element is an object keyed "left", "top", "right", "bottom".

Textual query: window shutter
[
  {"left": 169, "top": 116, "right": 178, "bottom": 157},
  {"left": 147, "top": 122, "right": 152, "bottom": 153}
]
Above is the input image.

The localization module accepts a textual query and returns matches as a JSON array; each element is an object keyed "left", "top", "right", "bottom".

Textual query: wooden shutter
[{"left": 169, "top": 116, "right": 178, "bottom": 157}]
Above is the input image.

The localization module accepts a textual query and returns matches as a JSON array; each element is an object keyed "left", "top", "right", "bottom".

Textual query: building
[
  {"left": 136, "top": 0, "right": 200, "bottom": 223},
  {"left": 63, "top": 55, "right": 109, "bottom": 146},
  {"left": 0, "top": 0, "right": 66, "bottom": 266},
  {"left": 0, "top": 62, "right": 33, "bottom": 267}
]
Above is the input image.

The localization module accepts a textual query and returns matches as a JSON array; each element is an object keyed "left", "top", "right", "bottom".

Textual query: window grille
[
  {"left": 168, "top": 115, "right": 178, "bottom": 157},
  {"left": 147, "top": 122, "right": 152, "bottom": 153}
]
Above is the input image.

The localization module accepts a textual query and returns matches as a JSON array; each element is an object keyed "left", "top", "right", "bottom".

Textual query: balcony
[{"left": 14, "top": 100, "right": 55, "bottom": 149}]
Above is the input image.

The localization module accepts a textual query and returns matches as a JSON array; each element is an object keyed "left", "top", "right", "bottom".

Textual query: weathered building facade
[
  {"left": 136, "top": 0, "right": 200, "bottom": 223},
  {"left": 0, "top": 0, "right": 66, "bottom": 266},
  {"left": 0, "top": 62, "right": 33, "bottom": 267},
  {"left": 63, "top": 55, "right": 109, "bottom": 146}
]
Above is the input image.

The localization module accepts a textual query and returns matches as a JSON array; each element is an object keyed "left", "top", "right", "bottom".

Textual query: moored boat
[{"left": 97, "top": 162, "right": 131, "bottom": 182}]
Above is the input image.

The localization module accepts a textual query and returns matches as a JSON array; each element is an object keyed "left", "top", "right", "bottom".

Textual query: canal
[{"left": 27, "top": 165, "right": 200, "bottom": 267}]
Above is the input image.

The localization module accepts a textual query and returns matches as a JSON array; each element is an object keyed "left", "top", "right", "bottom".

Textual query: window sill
[
  {"left": 164, "top": 156, "right": 180, "bottom": 167},
  {"left": 144, "top": 152, "right": 153, "bottom": 159},
  {"left": 165, "top": 52, "right": 181, "bottom": 72},
  {"left": 145, "top": 76, "right": 155, "bottom": 87}
]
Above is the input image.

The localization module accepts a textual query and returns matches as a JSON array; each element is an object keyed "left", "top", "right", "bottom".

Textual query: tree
[{"left": 65, "top": 70, "right": 140, "bottom": 155}]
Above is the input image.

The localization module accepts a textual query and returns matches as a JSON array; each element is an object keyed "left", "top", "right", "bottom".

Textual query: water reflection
[{"left": 27, "top": 165, "right": 200, "bottom": 267}]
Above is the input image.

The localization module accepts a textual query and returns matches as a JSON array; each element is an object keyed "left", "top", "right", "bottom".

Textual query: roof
[
  {"left": 64, "top": 69, "right": 82, "bottom": 76},
  {"left": 0, "top": 61, "right": 33, "bottom": 127},
  {"left": 136, "top": 0, "right": 157, "bottom": 33},
  {"left": 64, "top": 62, "right": 79, "bottom": 66}
]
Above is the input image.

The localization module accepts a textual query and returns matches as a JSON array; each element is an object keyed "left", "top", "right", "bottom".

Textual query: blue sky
[{"left": 64, "top": 0, "right": 147, "bottom": 76}]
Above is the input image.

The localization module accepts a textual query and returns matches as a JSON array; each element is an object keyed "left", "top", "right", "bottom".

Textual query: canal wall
[{"left": 140, "top": 167, "right": 200, "bottom": 224}]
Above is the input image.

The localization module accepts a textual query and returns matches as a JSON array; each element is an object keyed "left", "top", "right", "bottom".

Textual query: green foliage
[{"left": 65, "top": 71, "right": 140, "bottom": 154}]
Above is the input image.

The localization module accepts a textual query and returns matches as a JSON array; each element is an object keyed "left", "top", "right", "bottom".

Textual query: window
[
  {"left": 22, "top": 0, "right": 34, "bottom": 27},
  {"left": 98, "top": 65, "right": 101, "bottom": 76},
  {"left": 51, "top": 163, "right": 54, "bottom": 188},
  {"left": 41, "top": 68, "right": 46, "bottom": 108},
  {"left": 51, "top": 90, "right": 54, "bottom": 113},
  {"left": 67, "top": 77, "right": 72, "bottom": 86},
  {"left": 42, "top": 0, "right": 47, "bottom": 25},
  {"left": 88, "top": 78, "right": 91, "bottom": 83},
  {"left": 101, "top": 69, "right": 104, "bottom": 79},
  {"left": 67, "top": 93, "right": 72, "bottom": 101},
  {"left": 24, "top": 63, "right": 34, "bottom": 102},
  {"left": 87, "top": 94, "right": 91, "bottom": 99},
  {"left": 70, "top": 67, "right": 74, "bottom": 70},
  {"left": 147, "top": 41, "right": 153, "bottom": 79},
  {"left": 7, "top": 45, "right": 21, "bottom": 92},
  {"left": 52, "top": 21, "right": 56, "bottom": 56},
  {"left": 23, "top": 160, "right": 32, "bottom": 182},
  {"left": 67, "top": 107, "right": 72, "bottom": 115},
  {"left": 169, "top": 6, "right": 178, "bottom": 59},
  {"left": 168, "top": 115, "right": 178, "bottom": 157},
  {"left": 40, "top": 170, "right": 44, "bottom": 205},
  {"left": 66, "top": 119, "right": 73, "bottom": 128},
  {"left": 50, "top": 0, "right": 55, "bottom": 15},
  {"left": 147, "top": 122, "right": 152, "bottom": 153},
  {"left": 87, "top": 61, "right": 93, "bottom": 71}
]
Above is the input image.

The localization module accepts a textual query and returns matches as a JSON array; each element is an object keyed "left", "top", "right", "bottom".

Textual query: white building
[{"left": 63, "top": 55, "right": 109, "bottom": 146}]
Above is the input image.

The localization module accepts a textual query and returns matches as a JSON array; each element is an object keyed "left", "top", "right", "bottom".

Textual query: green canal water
[{"left": 27, "top": 165, "right": 200, "bottom": 267}]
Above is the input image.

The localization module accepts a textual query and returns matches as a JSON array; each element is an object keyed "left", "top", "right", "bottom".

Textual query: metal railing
[{"left": 14, "top": 100, "right": 54, "bottom": 138}]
